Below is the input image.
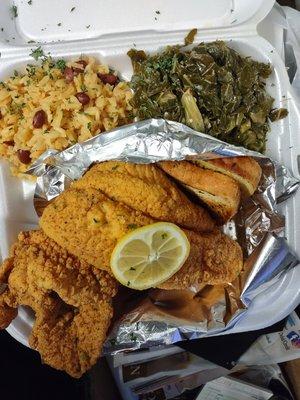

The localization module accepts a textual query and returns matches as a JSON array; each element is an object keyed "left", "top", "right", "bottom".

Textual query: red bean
[
  {"left": 64, "top": 67, "right": 75, "bottom": 83},
  {"left": 97, "top": 73, "right": 118, "bottom": 85},
  {"left": 33, "top": 110, "right": 47, "bottom": 128},
  {"left": 73, "top": 60, "right": 87, "bottom": 74},
  {"left": 75, "top": 92, "right": 90, "bottom": 105},
  {"left": 3, "top": 140, "right": 14, "bottom": 146},
  {"left": 17, "top": 150, "right": 31, "bottom": 164}
]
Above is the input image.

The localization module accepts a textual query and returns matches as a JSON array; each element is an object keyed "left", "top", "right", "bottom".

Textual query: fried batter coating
[
  {"left": 0, "top": 231, "right": 117, "bottom": 377},
  {"left": 158, "top": 230, "right": 243, "bottom": 290},
  {"left": 73, "top": 161, "right": 215, "bottom": 232},
  {"left": 40, "top": 187, "right": 155, "bottom": 273},
  {"left": 40, "top": 188, "right": 243, "bottom": 289}
]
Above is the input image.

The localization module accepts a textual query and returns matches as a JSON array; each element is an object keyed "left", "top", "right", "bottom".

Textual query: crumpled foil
[{"left": 28, "top": 118, "right": 300, "bottom": 353}]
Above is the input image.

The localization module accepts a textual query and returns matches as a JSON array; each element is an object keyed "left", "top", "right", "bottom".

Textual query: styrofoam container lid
[{"left": 1, "top": 0, "right": 274, "bottom": 46}]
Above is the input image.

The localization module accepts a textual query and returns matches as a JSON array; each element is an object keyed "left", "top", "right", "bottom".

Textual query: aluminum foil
[{"left": 28, "top": 118, "right": 300, "bottom": 353}]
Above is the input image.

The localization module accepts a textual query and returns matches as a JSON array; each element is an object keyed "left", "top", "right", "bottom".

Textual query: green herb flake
[
  {"left": 127, "top": 224, "right": 138, "bottom": 230},
  {"left": 28, "top": 0, "right": 32, "bottom": 4},
  {"left": 129, "top": 267, "right": 136, "bottom": 271},
  {"left": 155, "top": 10, "right": 160, "bottom": 14},
  {"left": 86, "top": 25, "right": 91, "bottom": 29},
  {"left": 55, "top": 59, "right": 66, "bottom": 71},
  {"left": 13, "top": 70, "right": 18, "bottom": 77},
  {"left": 57, "top": 22, "right": 62, "bottom": 27},
  {"left": 81, "top": 83, "right": 87, "bottom": 92},
  {"left": 70, "top": 7, "right": 75, "bottom": 12},
  {"left": 87, "top": 122, "right": 92, "bottom": 130},
  {"left": 127, "top": 281, "right": 131, "bottom": 286},
  {"left": 10, "top": 5, "right": 18, "bottom": 18},
  {"left": 161, "top": 233, "right": 168, "bottom": 240},
  {"left": 111, "top": 165, "right": 119, "bottom": 171},
  {"left": 29, "top": 46, "right": 44, "bottom": 61},
  {"left": 93, "top": 218, "right": 99, "bottom": 223}
]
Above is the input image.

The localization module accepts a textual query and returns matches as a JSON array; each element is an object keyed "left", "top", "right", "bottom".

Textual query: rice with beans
[{"left": 0, "top": 56, "right": 133, "bottom": 176}]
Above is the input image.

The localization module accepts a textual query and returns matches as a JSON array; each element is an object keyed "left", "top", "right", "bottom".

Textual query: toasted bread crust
[
  {"left": 159, "top": 161, "right": 241, "bottom": 223},
  {"left": 194, "top": 157, "right": 262, "bottom": 197}
]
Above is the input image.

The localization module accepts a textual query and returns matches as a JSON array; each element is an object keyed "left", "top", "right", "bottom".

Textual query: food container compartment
[{"left": 0, "top": 0, "right": 299, "bottom": 347}]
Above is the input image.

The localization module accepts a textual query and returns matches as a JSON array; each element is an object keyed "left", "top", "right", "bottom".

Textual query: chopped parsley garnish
[
  {"left": 86, "top": 25, "right": 90, "bottom": 29},
  {"left": 57, "top": 22, "right": 62, "bottom": 27},
  {"left": 13, "top": 70, "right": 18, "bottom": 77},
  {"left": 111, "top": 165, "right": 119, "bottom": 170},
  {"left": 80, "top": 83, "right": 87, "bottom": 92},
  {"left": 55, "top": 59, "right": 66, "bottom": 71},
  {"left": 28, "top": 0, "right": 32, "bottom": 4},
  {"left": 127, "top": 224, "right": 138, "bottom": 230},
  {"left": 70, "top": 7, "right": 75, "bottom": 12},
  {"left": 161, "top": 233, "right": 168, "bottom": 239},
  {"left": 155, "top": 10, "right": 160, "bottom": 14},
  {"left": 93, "top": 218, "right": 99, "bottom": 223},
  {"left": 129, "top": 267, "right": 136, "bottom": 271},
  {"left": 127, "top": 281, "right": 131, "bottom": 286},
  {"left": 10, "top": 5, "right": 18, "bottom": 18},
  {"left": 29, "top": 46, "right": 44, "bottom": 61},
  {"left": 87, "top": 122, "right": 92, "bottom": 130}
]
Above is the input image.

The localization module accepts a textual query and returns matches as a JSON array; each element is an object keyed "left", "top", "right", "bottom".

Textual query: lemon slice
[{"left": 110, "top": 222, "right": 190, "bottom": 290}]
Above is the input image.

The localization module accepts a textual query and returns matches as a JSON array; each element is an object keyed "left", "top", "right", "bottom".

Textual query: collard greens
[{"left": 128, "top": 41, "right": 287, "bottom": 152}]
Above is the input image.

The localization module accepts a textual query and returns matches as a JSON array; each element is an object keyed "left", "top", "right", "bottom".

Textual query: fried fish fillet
[
  {"left": 40, "top": 188, "right": 243, "bottom": 288},
  {"left": 159, "top": 160, "right": 241, "bottom": 223},
  {"left": 72, "top": 161, "right": 215, "bottom": 232},
  {"left": 40, "top": 187, "right": 155, "bottom": 273},
  {"left": 158, "top": 230, "right": 243, "bottom": 290},
  {"left": 194, "top": 157, "right": 262, "bottom": 197},
  {"left": 0, "top": 231, "right": 117, "bottom": 378}
]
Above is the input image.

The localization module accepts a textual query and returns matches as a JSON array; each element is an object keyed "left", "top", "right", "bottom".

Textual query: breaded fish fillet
[
  {"left": 158, "top": 230, "right": 243, "bottom": 290},
  {"left": 72, "top": 161, "right": 215, "bottom": 232},
  {"left": 159, "top": 161, "right": 241, "bottom": 223},
  {"left": 40, "top": 187, "right": 155, "bottom": 273},
  {"left": 41, "top": 188, "right": 243, "bottom": 288},
  {"left": 0, "top": 231, "right": 117, "bottom": 378}
]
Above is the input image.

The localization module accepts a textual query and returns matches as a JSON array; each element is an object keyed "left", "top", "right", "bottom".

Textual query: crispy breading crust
[
  {"left": 0, "top": 231, "right": 117, "bottom": 378},
  {"left": 40, "top": 187, "right": 155, "bottom": 272},
  {"left": 159, "top": 230, "right": 243, "bottom": 290},
  {"left": 40, "top": 185, "right": 243, "bottom": 291},
  {"left": 73, "top": 161, "right": 215, "bottom": 232}
]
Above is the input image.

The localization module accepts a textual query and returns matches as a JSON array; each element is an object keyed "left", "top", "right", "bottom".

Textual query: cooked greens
[{"left": 128, "top": 40, "right": 287, "bottom": 152}]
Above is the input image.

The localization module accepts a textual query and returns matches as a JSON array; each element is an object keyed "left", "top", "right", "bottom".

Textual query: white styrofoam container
[{"left": 0, "top": 0, "right": 299, "bottom": 348}]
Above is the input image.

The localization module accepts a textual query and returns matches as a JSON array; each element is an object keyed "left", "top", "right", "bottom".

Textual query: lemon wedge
[{"left": 110, "top": 222, "right": 190, "bottom": 290}]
